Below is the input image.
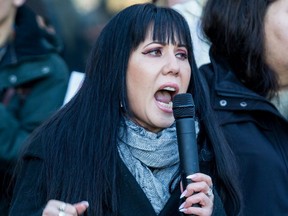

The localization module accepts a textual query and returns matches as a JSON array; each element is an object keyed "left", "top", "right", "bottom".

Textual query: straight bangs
[{"left": 130, "top": 5, "right": 193, "bottom": 52}]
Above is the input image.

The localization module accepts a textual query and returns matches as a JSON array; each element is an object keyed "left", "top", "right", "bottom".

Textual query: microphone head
[{"left": 172, "top": 93, "right": 195, "bottom": 119}]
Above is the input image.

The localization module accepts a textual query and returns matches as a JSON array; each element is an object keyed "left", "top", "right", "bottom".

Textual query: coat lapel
[
  {"left": 118, "top": 160, "right": 157, "bottom": 216},
  {"left": 118, "top": 159, "right": 182, "bottom": 216}
]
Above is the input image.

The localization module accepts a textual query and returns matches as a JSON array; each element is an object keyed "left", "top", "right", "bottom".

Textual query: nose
[{"left": 162, "top": 54, "right": 180, "bottom": 76}]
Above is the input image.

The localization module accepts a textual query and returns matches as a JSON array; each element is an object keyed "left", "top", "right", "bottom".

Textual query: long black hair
[
  {"left": 16, "top": 3, "right": 240, "bottom": 215},
  {"left": 202, "top": 0, "right": 278, "bottom": 98}
]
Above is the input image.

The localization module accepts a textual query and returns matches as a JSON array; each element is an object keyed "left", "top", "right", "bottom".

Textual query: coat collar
[
  {"left": 210, "top": 53, "right": 263, "bottom": 100},
  {"left": 118, "top": 158, "right": 181, "bottom": 216},
  {"left": 204, "top": 53, "right": 286, "bottom": 120}
]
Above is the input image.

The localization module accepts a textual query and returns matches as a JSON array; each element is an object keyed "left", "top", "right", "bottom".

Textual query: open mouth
[{"left": 154, "top": 86, "right": 178, "bottom": 110}]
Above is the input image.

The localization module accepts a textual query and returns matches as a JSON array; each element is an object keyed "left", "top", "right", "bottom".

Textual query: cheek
[
  {"left": 277, "top": 25, "right": 288, "bottom": 48},
  {"left": 264, "top": 19, "right": 288, "bottom": 64},
  {"left": 126, "top": 67, "right": 146, "bottom": 113},
  {"left": 269, "top": 23, "right": 288, "bottom": 47},
  {"left": 127, "top": 61, "right": 140, "bottom": 92},
  {"left": 264, "top": 4, "right": 288, "bottom": 55},
  {"left": 183, "top": 66, "right": 191, "bottom": 91},
  {"left": 127, "top": 57, "right": 148, "bottom": 86}
]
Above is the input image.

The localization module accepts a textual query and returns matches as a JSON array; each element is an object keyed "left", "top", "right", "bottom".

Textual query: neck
[
  {"left": 0, "top": 8, "right": 16, "bottom": 47},
  {"left": 278, "top": 69, "right": 288, "bottom": 90},
  {"left": 280, "top": 84, "right": 288, "bottom": 91}
]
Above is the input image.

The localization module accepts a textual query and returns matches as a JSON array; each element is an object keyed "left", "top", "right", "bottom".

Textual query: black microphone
[{"left": 173, "top": 93, "right": 199, "bottom": 188}]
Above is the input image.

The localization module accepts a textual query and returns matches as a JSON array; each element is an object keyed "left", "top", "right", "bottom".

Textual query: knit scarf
[
  {"left": 117, "top": 118, "right": 180, "bottom": 214},
  {"left": 271, "top": 88, "right": 288, "bottom": 120}
]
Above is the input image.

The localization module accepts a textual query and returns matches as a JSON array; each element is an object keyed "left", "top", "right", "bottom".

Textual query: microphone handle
[
  {"left": 175, "top": 118, "right": 199, "bottom": 177},
  {"left": 176, "top": 118, "right": 200, "bottom": 215}
]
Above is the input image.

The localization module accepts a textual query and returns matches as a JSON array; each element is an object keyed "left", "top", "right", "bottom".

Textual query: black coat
[
  {"left": 9, "top": 136, "right": 226, "bottom": 216},
  {"left": 200, "top": 54, "right": 288, "bottom": 216}
]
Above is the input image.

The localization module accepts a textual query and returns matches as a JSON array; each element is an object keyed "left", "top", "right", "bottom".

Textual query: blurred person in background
[
  {"left": 26, "top": 0, "right": 111, "bottom": 73},
  {"left": 200, "top": 0, "right": 288, "bottom": 215},
  {"left": 0, "top": 0, "right": 69, "bottom": 214},
  {"left": 172, "top": 0, "right": 210, "bottom": 68},
  {"left": 153, "top": 0, "right": 210, "bottom": 67}
]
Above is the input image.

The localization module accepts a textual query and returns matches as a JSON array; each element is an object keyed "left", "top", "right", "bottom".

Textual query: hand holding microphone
[{"left": 173, "top": 93, "right": 214, "bottom": 216}]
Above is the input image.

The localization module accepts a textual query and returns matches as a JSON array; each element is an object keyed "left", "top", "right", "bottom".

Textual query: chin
[{"left": 158, "top": 118, "right": 174, "bottom": 129}]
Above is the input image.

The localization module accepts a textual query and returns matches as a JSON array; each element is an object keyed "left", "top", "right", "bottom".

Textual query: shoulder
[
  {"left": 43, "top": 53, "right": 69, "bottom": 70},
  {"left": 199, "top": 63, "right": 215, "bottom": 88},
  {"left": 29, "top": 53, "right": 69, "bottom": 78},
  {"left": 21, "top": 134, "right": 44, "bottom": 160},
  {"left": 38, "top": 53, "right": 70, "bottom": 81},
  {"left": 3, "top": 53, "right": 69, "bottom": 80}
]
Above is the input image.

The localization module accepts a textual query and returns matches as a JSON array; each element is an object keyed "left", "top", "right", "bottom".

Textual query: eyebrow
[
  {"left": 143, "top": 41, "right": 188, "bottom": 49},
  {"left": 143, "top": 41, "right": 164, "bottom": 48}
]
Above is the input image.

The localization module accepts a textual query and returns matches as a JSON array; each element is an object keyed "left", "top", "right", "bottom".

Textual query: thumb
[{"left": 73, "top": 201, "right": 89, "bottom": 215}]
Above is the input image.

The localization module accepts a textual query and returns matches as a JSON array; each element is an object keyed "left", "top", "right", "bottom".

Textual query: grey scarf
[
  {"left": 118, "top": 119, "right": 180, "bottom": 214},
  {"left": 270, "top": 88, "right": 288, "bottom": 120}
]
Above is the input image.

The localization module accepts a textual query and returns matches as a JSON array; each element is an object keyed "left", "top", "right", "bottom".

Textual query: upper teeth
[{"left": 163, "top": 87, "right": 176, "bottom": 92}]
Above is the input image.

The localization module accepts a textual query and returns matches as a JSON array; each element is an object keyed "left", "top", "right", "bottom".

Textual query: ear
[{"left": 13, "top": 0, "right": 26, "bottom": 7}]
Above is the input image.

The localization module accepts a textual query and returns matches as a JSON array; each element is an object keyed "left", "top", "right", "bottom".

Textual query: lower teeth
[{"left": 158, "top": 101, "right": 173, "bottom": 109}]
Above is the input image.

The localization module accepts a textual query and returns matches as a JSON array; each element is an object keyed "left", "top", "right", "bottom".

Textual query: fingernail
[
  {"left": 180, "top": 190, "right": 187, "bottom": 199},
  {"left": 186, "top": 174, "right": 196, "bottom": 180},
  {"left": 81, "top": 201, "right": 89, "bottom": 207},
  {"left": 179, "top": 208, "right": 187, "bottom": 213},
  {"left": 179, "top": 202, "right": 186, "bottom": 210}
]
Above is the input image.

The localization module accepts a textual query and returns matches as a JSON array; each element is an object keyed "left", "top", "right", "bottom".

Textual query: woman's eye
[
  {"left": 142, "top": 49, "right": 162, "bottom": 56},
  {"left": 176, "top": 52, "right": 188, "bottom": 60}
]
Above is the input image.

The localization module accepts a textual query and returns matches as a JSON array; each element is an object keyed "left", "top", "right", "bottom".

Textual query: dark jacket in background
[
  {"left": 0, "top": 5, "right": 69, "bottom": 214},
  {"left": 200, "top": 54, "right": 288, "bottom": 216}
]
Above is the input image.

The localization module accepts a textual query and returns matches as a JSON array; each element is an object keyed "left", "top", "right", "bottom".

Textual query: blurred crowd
[
  {"left": 1, "top": 0, "right": 287, "bottom": 215},
  {"left": 24, "top": 0, "right": 207, "bottom": 72}
]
